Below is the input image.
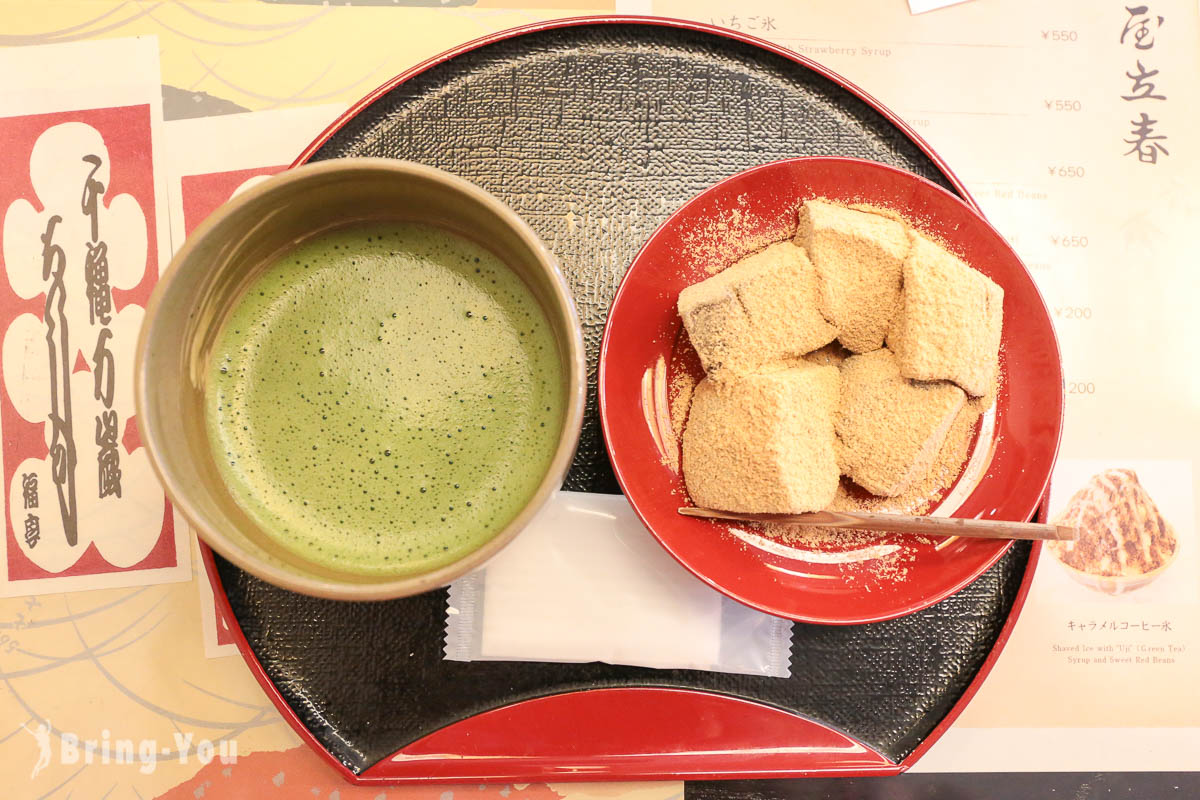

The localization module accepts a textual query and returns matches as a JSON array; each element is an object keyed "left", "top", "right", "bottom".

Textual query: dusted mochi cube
[
  {"left": 677, "top": 267, "right": 750, "bottom": 374},
  {"left": 835, "top": 349, "right": 966, "bottom": 497},
  {"left": 682, "top": 361, "right": 840, "bottom": 513},
  {"left": 795, "top": 199, "right": 909, "bottom": 354},
  {"left": 733, "top": 241, "right": 837, "bottom": 357},
  {"left": 888, "top": 233, "right": 1004, "bottom": 397},
  {"left": 677, "top": 241, "right": 836, "bottom": 377}
]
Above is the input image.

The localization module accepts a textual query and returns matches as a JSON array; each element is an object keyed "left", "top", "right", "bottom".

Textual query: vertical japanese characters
[
  {"left": 30, "top": 154, "right": 125, "bottom": 554},
  {"left": 1120, "top": 5, "right": 1169, "bottom": 163},
  {"left": 2, "top": 117, "right": 171, "bottom": 579},
  {"left": 82, "top": 155, "right": 123, "bottom": 504},
  {"left": 21, "top": 471, "right": 39, "bottom": 549},
  {"left": 38, "top": 211, "right": 77, "bottom": 547}
]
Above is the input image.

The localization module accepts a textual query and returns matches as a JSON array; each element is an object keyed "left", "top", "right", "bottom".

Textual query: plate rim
[{"left": 598, "top": 155, "right": 1064, "bottom": 625}]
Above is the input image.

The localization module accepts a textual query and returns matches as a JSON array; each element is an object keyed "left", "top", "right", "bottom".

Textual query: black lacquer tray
[{"left": 205, "top": 17, "right": 1041, "bottom": 784}]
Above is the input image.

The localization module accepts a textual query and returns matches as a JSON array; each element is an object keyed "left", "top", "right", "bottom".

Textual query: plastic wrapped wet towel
[{"left": 444, "top": 491, "right": 793, "bottom": 677}]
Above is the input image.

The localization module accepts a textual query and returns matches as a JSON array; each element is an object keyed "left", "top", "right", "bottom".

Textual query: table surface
[{"left": 0, "top": 1, "right": 1196, "bottom": 798}]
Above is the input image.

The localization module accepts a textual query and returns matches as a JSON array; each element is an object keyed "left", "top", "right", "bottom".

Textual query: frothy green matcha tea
[{"left": 206, "top": 222, "right": 565, "bottom": 576}]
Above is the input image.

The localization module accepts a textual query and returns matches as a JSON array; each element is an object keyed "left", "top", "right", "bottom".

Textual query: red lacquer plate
[{"left": 599, "top": 157, "right": 1063, "bottom": 625}]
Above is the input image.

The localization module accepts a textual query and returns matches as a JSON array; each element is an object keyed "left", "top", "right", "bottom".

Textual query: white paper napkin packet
[{"left": 445, "top": 491, "right": 793, "bottom": 677}]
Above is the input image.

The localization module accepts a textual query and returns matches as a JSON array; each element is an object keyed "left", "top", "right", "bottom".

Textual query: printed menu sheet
[
  {"left": 0, "top": 37, "right": 190, "bottom": 596},
  {"left": 653, "top": 0, "right": 1200, "bottom": 771}
]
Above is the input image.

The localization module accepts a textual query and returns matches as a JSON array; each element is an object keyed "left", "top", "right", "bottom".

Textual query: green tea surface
[{"left": 206, "top": 222, "right": 564, "bottom": 575}]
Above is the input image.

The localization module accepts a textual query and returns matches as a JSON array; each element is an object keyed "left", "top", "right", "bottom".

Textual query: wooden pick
[{"left": 677, "top": 507, "right": 1076, "bottom": 542}]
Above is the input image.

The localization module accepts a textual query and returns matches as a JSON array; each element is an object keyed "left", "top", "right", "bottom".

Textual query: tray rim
[
  {"left": 200, "top": 532, "right": 1041, "bottom": 783},
  {"left": 203, "top": 13, "right": 1046, "bottom": 784}
]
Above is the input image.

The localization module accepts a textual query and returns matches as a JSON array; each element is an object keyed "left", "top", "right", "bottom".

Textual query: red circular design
[{"left": 600, "top": 157, "right": 1063, "bottom": 624}]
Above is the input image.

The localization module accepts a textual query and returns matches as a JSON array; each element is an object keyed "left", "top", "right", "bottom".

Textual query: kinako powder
[{"left": 671, "top": 198, "right": 1002, "bottom": 564}]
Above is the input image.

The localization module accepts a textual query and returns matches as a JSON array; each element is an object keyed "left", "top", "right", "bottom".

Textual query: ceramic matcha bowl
[{"left": 136, "top": 159, "right": 585, "bottom": 600}]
